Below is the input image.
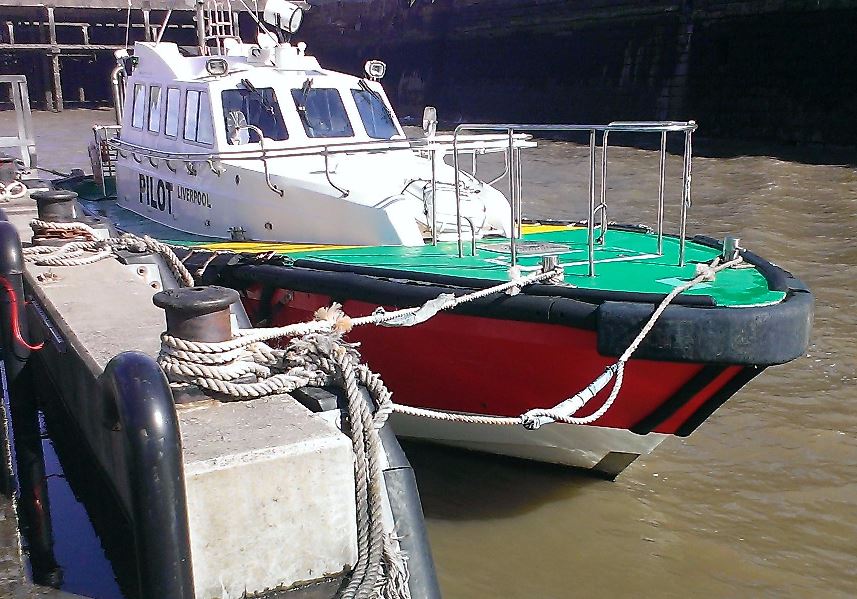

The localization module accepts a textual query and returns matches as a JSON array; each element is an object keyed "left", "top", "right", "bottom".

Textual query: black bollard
[
  {"left": 0, "top": 154, "right": 16, "bottom": 185},
  {"left": 153, "top": 286, "right": 239, "bottom": 343},
  {"left": 30, "top": 189, "right": 78, "bottom": 222}
]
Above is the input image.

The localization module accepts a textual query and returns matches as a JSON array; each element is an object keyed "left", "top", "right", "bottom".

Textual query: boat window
[
  {"left": 197, "top": 92, "right": 214, "bottom": 144},
  {"left": 131, "top": 83, "right": 145, "bottom": 129},
  {"left": 184, "top": 91, "right": 199, "bottom": 141},
  {"left": 147, "top": 86, "right": 161, "bottom": 133},
  {"left": 221, "top": 87, "right": 288, "bottom": 144},
  {"left": 164, "top": 87, "right": 180, "bottom": 137},
  {"left": 352, "top": 88, "right": 397, "bottom": 140},
  {"left": 291, "top": 88, "right": 354, "bottom": 138},
  {"left": 183, "top": 90, "right": 214, "bottom": 145}
]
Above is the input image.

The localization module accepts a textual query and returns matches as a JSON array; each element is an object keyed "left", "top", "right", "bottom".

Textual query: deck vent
[{"left": 477, "top": 241, "right": 574, "bottom": 256}]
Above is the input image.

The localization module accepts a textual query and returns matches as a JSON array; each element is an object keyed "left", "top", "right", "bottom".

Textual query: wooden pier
[{"left": 0, "top": 1, "right": 195, "bottom": 111}]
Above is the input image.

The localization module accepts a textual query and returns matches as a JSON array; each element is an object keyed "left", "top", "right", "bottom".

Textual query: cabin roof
[{"left": 132, "top": 41, "right": 348, "bottom": 86}]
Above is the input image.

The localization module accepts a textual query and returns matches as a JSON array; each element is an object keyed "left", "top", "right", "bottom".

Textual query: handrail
[
  {"left": 452, "top": 121, "right": 697, "bottom": 271},
  {"left": 457, "top": 122, "right": 697, "bottom": 134},
  {"left": 323, "top": 146, "right": 349, "bottom": 198},
  {"left": 110, "top": 66, "right": 126, "bottom": 125},
  {"left": 108, "top": 132, "right": 533, "bottom": 164},
  {"left": 233, "top": 124, "right": 283, "bottom": 196}
]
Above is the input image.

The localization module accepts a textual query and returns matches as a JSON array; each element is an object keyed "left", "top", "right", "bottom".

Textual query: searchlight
[
  {"left": 364, "top": 60, "right": 387, "bottom": 81},
  {"left": 262, "top": 0, "right": 304, "bottom": 34}
]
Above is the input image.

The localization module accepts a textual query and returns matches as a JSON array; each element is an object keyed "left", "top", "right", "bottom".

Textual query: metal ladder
[
  {"left": 91, "top": 125, "right": 121, "bottom": 196},
  {"left": 204, "top": 0, "right": 240, "bottom": 55}
]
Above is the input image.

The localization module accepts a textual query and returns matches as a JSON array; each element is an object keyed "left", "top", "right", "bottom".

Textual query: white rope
[
  {"left": 0, "top": 181, "right": 27, "bottom": 203},
  {"left": 159, "top": 267, "right": 564, "bottom": 360},
  {"left": 24, "top": 220, "right": 195, "bottom": 287},
  {"left": 367, "top": 255, "right": 745, "bottom": 430},
  {"left": 157, "top": 248, "right": 743, "bottom": 431},
  {"left": 520, "top": 255, "right": 744, "bottom": 428},
  {"left": 29, "top": 215, "right": 744, "bottom": 431}
]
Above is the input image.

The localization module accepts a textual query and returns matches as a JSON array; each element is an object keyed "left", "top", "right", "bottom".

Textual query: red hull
[{"left": 244, "top": 288, "right": 746, "bottom": 436}]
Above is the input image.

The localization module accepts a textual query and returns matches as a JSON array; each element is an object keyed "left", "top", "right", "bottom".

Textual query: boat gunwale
[{"left": 184, "top": 247, "right": 813, "bottom": 368}]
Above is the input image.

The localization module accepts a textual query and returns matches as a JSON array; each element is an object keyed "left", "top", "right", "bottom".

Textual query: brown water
[{"left": 3, "top": 109, "right": 855, "bottom": 598}]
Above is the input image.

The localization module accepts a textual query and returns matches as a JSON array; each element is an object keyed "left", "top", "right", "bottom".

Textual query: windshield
[
  {"left": 222, "top": 86, "right": 288, "bottom": 144},
  {"left": 291, "top": 88, "right": 354, "bottom": 138},
  {"left": 352, "top": 88, "right": 398, "bottom": 139}
]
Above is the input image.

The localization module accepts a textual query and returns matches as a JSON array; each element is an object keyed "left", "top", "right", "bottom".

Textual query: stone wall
[
  {"left": 303, "top": 0, "right": 857, "bottom": 145},
  {"left": 2, "top": 1, "right": 853, "bottom": 145}
]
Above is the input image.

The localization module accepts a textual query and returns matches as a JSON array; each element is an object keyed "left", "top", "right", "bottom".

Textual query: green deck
[
  {"left": 71, "top": 179, "right": 784, "bottom": 308},
  {"left": 248, "top": 228, "right": 783, "bottom": 307}
]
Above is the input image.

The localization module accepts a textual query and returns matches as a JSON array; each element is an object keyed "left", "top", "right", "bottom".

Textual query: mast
[{"left": 196, "top": 0, "right": 207, "bottom": 55}]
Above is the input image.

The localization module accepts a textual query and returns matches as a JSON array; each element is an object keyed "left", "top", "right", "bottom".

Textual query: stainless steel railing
[
  {"left": 0, "top": 75, "right": 36, "bottom": 169},
  {"left": 451, "top": 121, "right": 697, "bottom": 274}
]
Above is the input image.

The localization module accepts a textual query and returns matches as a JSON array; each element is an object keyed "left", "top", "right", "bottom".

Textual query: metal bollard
[
  {"left": 0, "top": 154, "right": 17, "bottom": 185},
  {"left": 153, "top": 286, "right": 239, "bottom": 343},
  {"left": 30, "top": 189, "right": 78, "bottom": 222}
]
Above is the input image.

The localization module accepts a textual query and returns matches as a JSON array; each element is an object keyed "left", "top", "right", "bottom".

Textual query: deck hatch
[{"left": 477, "top": 241, "right": 574, "bottom": 256}]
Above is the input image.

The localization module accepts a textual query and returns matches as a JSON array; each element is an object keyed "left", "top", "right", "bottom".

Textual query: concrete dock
[{"left": 0, "top": 190, "right": 359, "bottom": 597}]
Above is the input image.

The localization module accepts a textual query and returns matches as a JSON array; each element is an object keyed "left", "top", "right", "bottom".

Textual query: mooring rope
[
  {"left": 24, "top": 220, "right": 195, "bottom": 286},
  {"left": 161, "top": 255, "right": 742, "bottom": 431},
  {"left": 0, "top": 181, "right": 27, "bottom": 203},
  {"left": 24, "top": 215, "right": 747, "bottom": 597},
  {"left": 308, "top": 255, "right": 744, "bottom": 431},
  {"left": 27, "top": 217, "right": 745, "bottom": 429}
]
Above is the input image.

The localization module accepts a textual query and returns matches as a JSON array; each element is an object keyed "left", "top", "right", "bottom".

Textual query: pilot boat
[{"left": 75, "top": 0, "right": 812, "bottom": 477}]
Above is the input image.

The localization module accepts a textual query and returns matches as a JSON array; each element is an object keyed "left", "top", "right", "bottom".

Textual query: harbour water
[{"left": 2, "top": 108, "right": 855, "bottom": 598}]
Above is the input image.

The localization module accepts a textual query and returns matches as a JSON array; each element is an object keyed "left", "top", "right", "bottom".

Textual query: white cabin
[{"left": 112, "top": 39, "right": 515, "bottom": 245}]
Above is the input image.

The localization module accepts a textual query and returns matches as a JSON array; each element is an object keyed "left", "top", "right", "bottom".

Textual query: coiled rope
[
  {"left": 24, "top": 220, "right": 195, "bottom": 286},
  {"left": 0, "top": 181, "right": 27, "bottom": 203}
]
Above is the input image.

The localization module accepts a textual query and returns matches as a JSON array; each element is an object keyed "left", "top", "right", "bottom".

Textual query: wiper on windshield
[
  {"left": 358, "top": 79, "right": 394, "bottom": 121},
  {"left": 296, "top": 78, "right": 313, "bottom": 112},
  {"left": 240, "top": 78, "right": 275, "bottom": 115}
]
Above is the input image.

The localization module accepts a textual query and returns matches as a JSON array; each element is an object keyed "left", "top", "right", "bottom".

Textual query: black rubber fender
[{"left": 596, "top": 286, "right": 813, "bottom": 365}]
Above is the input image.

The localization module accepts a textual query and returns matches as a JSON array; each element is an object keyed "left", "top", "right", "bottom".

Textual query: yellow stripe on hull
[
  {"left": 521, "top": 223, "right": 584, "bottom": 235},
  {"left": 193, "top": 241, "right": 359, "bottom": 253},
  {"left": 192, "top": 224, "right": 578, "bottom": 254}
]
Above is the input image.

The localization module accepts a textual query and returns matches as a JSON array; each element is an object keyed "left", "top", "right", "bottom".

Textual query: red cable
[{"left": 0, "top": 275, "right": 44, "bottom": 351}]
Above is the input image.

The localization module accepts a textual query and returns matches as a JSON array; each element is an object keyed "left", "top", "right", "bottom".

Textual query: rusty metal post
[{"left": 153, "top": 286, "right": 239, "bottom": 343}]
